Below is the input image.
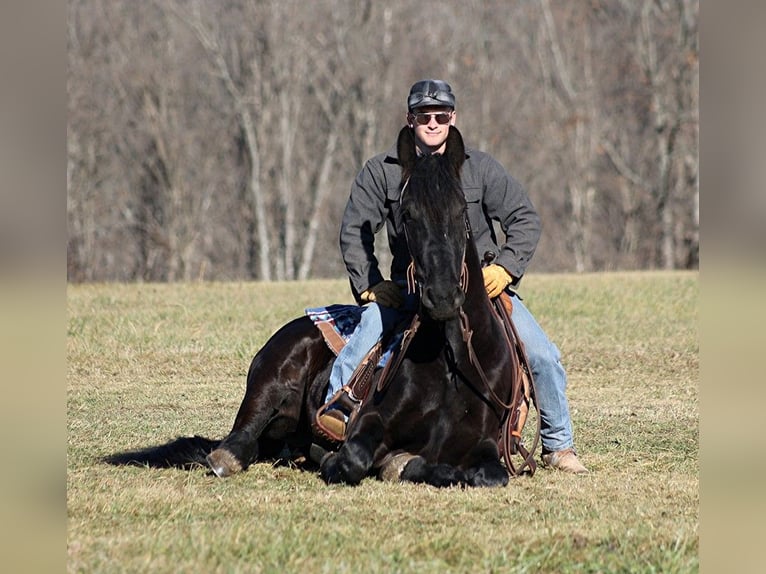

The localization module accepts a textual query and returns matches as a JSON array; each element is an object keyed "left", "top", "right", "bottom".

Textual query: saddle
[{"left": 312, "top": 313, "right": 420, "bottom": 447}]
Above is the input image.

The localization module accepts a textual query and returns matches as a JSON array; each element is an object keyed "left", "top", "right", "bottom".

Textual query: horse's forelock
[
  {"left": 405, "top": 154, "right": 465, "bottom": 224},
  {"left": 398, "top": 125, "right": 465, "bottom": 191},
  {"left": 445, "top": 126, "right": 466, "bottom": 176},
  {"left": 403, "top": 152, "right": 468, "bottom": 321}
]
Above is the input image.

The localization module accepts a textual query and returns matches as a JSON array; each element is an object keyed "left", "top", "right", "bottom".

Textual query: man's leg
[
  {"left": 510, "top": 294, "right": 588, "bottom": 474},
  {"left": 325, "top": 302, "right": 400, "bottom": 403},
  {"left": 317, "top": 293, "right": 416, "bottom": 439},
  {"left": 317, "top": 303, "right": 399, "bottom": 438}
]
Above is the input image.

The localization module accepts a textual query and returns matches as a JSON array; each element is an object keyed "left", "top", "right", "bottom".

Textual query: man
[{"left": 319, "top": 79, "right": 587, "bottom": 474}]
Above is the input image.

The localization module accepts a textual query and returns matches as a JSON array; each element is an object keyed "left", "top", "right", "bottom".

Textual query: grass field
[{"left": 67, "top": 272, "right": 698, "bottom": 573}]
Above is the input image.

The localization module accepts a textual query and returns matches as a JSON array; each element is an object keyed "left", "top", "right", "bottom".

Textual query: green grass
[{"left": 67, "top": 272, "right": 698, "bottom": 573}]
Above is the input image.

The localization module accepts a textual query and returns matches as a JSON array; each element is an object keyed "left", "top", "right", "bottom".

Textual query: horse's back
[{"left": 247, "top": 315, "right": 333, "bottom": 383}]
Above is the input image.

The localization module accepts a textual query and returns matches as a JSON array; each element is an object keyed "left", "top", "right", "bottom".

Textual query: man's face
[{"left": 407, "top": 105, "right": 456, "bottom": 153}]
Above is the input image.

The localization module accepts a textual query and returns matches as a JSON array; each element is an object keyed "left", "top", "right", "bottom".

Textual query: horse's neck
[{"left": 446, "top": 240, "right": 502, "bottom": 347}]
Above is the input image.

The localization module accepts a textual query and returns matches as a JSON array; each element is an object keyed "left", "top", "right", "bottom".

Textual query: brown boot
[
  {"left": 541, "top": 448, "right": 589, "bottom": 474},
  {"left": 317, "top": 410, "right": 347, "bottom": 439}
]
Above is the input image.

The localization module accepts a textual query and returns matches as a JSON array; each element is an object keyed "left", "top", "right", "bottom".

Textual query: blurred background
[{"left": 66, "top": 0, "right": 699, "bottom": 283}]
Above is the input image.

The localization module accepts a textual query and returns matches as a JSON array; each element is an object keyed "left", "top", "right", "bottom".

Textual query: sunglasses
[{"left": 411, "top": 112, "right": 452, "bottom": 126}]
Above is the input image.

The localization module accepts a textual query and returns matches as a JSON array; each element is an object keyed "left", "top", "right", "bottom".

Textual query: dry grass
[{"left": 67, "top": 272, "right": 698, "bottom": 573}]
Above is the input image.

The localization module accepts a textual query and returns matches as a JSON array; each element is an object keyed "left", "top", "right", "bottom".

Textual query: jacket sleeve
[
  {"left": 339, "top": 159, "right": 388, "bottom": 300},
  {"left": 480, "top": 154, "right": 541, "bottom": 283}
]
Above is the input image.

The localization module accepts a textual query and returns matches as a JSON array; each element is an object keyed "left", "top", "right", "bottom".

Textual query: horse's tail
[{"left": 102, "top": 435, "right": 220, "bottom": 469}]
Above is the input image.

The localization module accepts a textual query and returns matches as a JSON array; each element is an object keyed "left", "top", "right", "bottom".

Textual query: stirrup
[{"left": 313, "top": 387, "right": 360, "bottom": 445}]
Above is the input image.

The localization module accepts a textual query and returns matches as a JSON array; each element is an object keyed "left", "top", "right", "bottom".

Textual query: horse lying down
[{"left": 105, "top": 126, "right": 535, "bottom": 487}]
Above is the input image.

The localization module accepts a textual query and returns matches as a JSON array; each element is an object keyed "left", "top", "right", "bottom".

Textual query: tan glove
[
  {"left": 360, "top": 280, "right": 404, "bottom": 308},
  {"left": 482, "top": 264, "right": 512, "bottom": 298}
]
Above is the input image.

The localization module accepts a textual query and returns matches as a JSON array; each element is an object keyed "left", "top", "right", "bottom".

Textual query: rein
[
  {"left": 457, "top": 299, "right": 539, "bottom": 476},
  {"left": 458, "top": 308, "right": 516, "bottom": 411},
  {"left": 405, "top": 254, "right": 539, "bottom": 476}
]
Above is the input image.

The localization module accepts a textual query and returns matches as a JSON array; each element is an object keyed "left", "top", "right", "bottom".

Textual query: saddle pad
[{"left": 305, "top": 304, "right": 401, "bottom": 368}]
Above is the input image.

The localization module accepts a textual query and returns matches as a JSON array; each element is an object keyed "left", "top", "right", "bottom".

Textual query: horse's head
[{"left": 398, "top": 125, "right": 468, "bottom": 321}]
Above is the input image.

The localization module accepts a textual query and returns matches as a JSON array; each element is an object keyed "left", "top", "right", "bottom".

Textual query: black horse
[
  {"left": 106, "top": 126, "right": 523, "bottom": 487},
  {"left": 319, "top": 126, "right": 516, "bottom": 487}
]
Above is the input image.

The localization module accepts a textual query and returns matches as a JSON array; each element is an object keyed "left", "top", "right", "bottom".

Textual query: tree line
[{"left": 67, "top": 0, "right": 698, "bottom": 282}]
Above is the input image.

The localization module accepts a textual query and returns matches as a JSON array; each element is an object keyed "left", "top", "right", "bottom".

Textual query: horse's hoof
[
  {"left": 309, "top": 443, "right": 334, "bottom": 466},
  {"left": 320, "top": 452, "right": 353, "bottom": 484},
  {"left": 206, "top": 448, "right": 242, "bottom": 477},
  {"left": 378, "top": 452, "right": 417, "bottom": 482}
]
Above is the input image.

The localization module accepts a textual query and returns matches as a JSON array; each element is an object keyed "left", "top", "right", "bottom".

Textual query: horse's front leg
[{"left": 320, "top": 412, "right": 386, "bottom": 485}]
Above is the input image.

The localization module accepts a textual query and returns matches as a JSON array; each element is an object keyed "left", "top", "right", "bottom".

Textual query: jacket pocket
[
  {"left": 463, "top": 185, "right": 488, "bottom": 245},
  {"left": 463, "top": 184, "right": 482, "bottom": 204}
]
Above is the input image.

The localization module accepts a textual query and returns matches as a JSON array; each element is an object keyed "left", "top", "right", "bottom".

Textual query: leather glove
[
  {"left": 360, "top": 280, "right": 404, "bottom": 308},
  {"left": 482, "top": 264, "right": 512, "bottom": 298}
]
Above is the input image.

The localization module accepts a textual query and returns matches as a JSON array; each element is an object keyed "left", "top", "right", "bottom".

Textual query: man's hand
[
  {"left": 482, "top": 264, "right": 512, "bottom": 298},
  {"left": 360, "top": 280, "right": 404, "bottom": 308}
]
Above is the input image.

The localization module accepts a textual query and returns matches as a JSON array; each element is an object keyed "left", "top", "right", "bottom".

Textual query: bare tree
[
  {"left": 533, "top": 0, "right": 601, "bottom": 272},
  {"left": 600, "top": 0, "right": 699, "bottom": 269},
  {"left": 164, "top": 1, "right": 273, "bottom": 280},
  {"left": 67, "top": 0, "right": 698, "bottom": 282}
]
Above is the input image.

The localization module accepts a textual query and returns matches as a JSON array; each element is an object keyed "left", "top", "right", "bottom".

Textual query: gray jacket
[{"left": 340, "top": 139, "right": 541, "bottom": 301}]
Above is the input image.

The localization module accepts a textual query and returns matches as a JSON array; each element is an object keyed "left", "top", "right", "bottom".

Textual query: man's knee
[{"left": 524, "top": 338, "right": 561, "bottom": 368}]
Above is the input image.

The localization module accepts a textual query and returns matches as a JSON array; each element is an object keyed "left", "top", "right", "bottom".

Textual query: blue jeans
[
  {"left": 325, "top": 293, "right": 575, "bottom": 453},
  {"left": 326, "top": 296, "right": 416, "bottom": 404},
  {"left": 509, "top": 294, "right": 574, "bottom": 453}
]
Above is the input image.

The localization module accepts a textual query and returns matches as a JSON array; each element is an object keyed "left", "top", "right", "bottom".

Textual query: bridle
[
  {"left": 401, "top": 174, "right": 470, "bottom": 299},
  {"left": 401, "top": 181, "right": 509, "bottom": 414}
]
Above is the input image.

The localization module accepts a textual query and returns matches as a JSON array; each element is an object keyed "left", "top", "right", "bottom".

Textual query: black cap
[{"left": 407, "top": 79, "right": 456, "bottom": 111}]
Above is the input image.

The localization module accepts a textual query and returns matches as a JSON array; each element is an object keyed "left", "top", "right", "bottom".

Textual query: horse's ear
[
  {"left": 445, "top": 126, "right": 466, "bottom": 176},
  {"left": 397, "top": 126, "right": 417, "bottom": 180}
]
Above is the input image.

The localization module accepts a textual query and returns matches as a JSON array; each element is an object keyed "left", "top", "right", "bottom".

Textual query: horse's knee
[
  {"left": 463, "top": 439, "right": 508, "bottom": 487},
  {"left": 206, "top": 447, "right": 243, "bottom": 478},
  {"left": 319, "top": 448, "right": 366, "bottom": 486},
  {"left": 319, "top": 452, "right": 342, "bottom": 483},
  {"left": 399, "top": 456, "right": 427, "bottom": 483},
  {"left": 465, "top": 460, "right": 509, "bottom": 487},
  {"left": 318, "top": 412, "right": 386, "bottom": 485},
  {"left": 320, "top": 440, "right": 373, "bottom": 486}
]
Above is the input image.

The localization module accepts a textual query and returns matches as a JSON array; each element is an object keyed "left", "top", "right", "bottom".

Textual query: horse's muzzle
[{"left": 420, "top": 284, "right": 465, "bottom": 320}]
